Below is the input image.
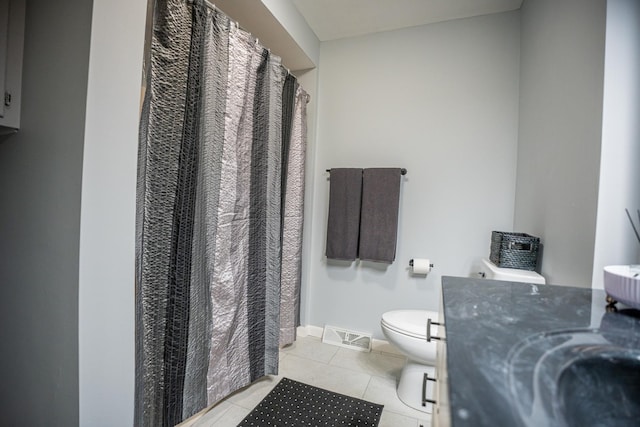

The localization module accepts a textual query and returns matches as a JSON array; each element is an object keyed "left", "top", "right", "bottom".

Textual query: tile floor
[{"left": 179, "top": 335, "right": 431, "bottom": 427}]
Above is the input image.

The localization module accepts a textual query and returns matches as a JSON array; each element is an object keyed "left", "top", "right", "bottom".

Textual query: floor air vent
[{"left": 322, "top": 325, "right": 372, "bottom": 352}]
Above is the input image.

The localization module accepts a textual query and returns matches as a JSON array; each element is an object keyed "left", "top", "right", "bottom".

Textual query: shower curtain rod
[
  {"left": 188, "top": 0, "right": 245, "bottom": 31},
  {"left": 326, "top": 168, "right": 408, "bottom": 175},
  {"left": 187, "top": 0, "right": 310, "bottom": 80},
  {"left": 188, "top": 0, "right": 310, "bottom": 105}
]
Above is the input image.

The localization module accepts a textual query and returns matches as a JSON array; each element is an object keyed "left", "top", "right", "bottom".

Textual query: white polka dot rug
[{"left": 237, "top": 377, "right": 384, "bottom": 426}]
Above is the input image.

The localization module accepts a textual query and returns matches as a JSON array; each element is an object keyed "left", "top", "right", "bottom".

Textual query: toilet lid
[{"left": 381, "top": 310, "right": 438, "bottom": 339}]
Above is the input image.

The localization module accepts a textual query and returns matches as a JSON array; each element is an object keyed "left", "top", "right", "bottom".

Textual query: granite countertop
[{"left": 441, "top": 276, "right": 640, "bottom": 427}]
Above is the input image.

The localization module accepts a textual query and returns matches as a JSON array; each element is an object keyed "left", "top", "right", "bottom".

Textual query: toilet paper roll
[{"left": 411, "top": 258, "right": 432, "bottom": 275}]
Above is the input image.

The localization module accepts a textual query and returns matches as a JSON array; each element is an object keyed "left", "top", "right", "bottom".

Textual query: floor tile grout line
[
  {"left": 191, "top": 401, "right": 233, "bottom": 427},
  {"left": 281, "top": 351, "right": 337, "bottom": 367},
  {"left": 373, "top": 350, "right": 408, "bottom": 360},
  {"left": 326, "top": 346, "right": 341, "bottom": 365},
  {"left": 226, "top": 401, "right": 252, "bottom": 414},
  {"left": 280, "top": 344, "right": 339, "bottom": 365},
  {"left": 381, "top": 407, "right": 425, "bottom": 421},
  {"left": 326, "top": 353, "right": 404, "bottom": 378},
  {"left": 361, "top": 374, "right": 374, "bottom": 399}
]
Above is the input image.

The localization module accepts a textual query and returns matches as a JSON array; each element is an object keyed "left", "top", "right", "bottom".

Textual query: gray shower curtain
[{"left": 135, "top": 1, "right": 308, "bottom": 425}]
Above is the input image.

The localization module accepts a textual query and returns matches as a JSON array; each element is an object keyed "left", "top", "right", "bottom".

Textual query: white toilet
[
  {"left": 380, "top": 309, "right": 439, "bottom": 413},
  {"left": 477, "top": 257, "right": 546, "bottom": 284},
  {"left": 381, "top": 259, "right": 545, "bottom": 414}
]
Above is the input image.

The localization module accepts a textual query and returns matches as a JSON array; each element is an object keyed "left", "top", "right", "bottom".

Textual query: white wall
[
  {"left": 306, "top": 12, "right": 521, "bottom": 338},
  {"left": 0, "top": 0, "right": 92, "bottom": 424},
  {"left": 78, "top": 0, "right": 146, "bottom": 425},
  {"left": 592, "top": 0, "right": 640, "bottom": 289},
  {"left": 514, "top": 0, "right": 606, "bottom": 287}
]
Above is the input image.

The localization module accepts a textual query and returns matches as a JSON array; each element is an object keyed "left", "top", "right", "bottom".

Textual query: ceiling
[{"left": 292, "top": 0, "right": 524, "bottom": 41}]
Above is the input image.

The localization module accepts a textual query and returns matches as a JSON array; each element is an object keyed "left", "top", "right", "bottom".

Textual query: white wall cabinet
[{"left": 0, "top": 0, "right": 25, "bottom": 135}]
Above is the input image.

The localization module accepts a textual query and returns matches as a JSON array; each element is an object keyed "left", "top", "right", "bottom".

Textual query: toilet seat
[{"left": 380, "top": 310, "right": 438, "bottom": 339}]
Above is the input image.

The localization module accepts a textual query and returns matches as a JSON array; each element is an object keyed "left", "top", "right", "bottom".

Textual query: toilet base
[{"left": 397, "top": 359, "right": 435, "bottom": 414}]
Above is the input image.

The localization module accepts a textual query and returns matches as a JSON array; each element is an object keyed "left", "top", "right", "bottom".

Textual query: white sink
[{"left": 604, "top": 265, "right": 640, "bottom": 309}]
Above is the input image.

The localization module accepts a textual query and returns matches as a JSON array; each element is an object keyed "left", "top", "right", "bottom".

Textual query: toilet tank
[{"left": 479, "top": 258, "right": 545, "bottom": 284}]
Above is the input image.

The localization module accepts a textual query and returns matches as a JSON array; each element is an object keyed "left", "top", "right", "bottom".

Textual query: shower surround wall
[{"left": 305, "top": 11, "right": 521, "bottom": 338}]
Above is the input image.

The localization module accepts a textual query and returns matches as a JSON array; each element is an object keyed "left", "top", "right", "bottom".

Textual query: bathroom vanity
[
  {"left": 433, "top": 276, "right": 640, "bottom": 427},
  {"left": 0, "top": 0, "right": 25, "bottom": 136}
]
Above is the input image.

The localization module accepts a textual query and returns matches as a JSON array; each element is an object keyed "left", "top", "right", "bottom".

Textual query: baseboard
[
  {"left": 296, "top": 324, "right": 403, "bottom": 357},
  {"left": 296, "top": 324, "right": 323, "bottom": 338},
  {"left": 371, "top": 338, "right": 404, "bottom": 357}
]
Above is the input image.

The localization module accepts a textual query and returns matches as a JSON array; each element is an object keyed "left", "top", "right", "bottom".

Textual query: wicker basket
[{"left": 490, "top": 231, "right": 540, "bottom": 271}]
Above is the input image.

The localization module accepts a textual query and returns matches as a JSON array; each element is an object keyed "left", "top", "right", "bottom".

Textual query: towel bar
[{"left": 326, "top": 168, "right": 407, "bottom": 175}]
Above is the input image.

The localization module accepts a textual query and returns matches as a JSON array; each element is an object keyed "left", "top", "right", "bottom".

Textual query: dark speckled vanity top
[{"left": 441, "top": 276, "right": 640, "bottom": 427}]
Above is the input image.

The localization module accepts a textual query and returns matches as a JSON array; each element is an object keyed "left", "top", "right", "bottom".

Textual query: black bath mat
[{"left": 237, "top": 377, "right": 383, "bottom": 427}]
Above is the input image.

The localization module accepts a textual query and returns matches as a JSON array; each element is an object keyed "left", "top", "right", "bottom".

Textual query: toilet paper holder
[{"left": 409, "top": 259, "right": 434, "bottom": 268}]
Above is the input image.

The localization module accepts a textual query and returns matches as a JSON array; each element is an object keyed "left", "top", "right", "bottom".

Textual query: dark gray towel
[
  {"left": 358, "top": 168, "right": 402, "bottom": 263},
  {"left": 326, "top": 168, "right": 363, "bottom": 260}
]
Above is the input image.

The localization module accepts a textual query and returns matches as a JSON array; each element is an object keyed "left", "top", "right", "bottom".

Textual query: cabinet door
[
  {"left": 0, "top": 0, "right": 25, "bottom": 130},
  {"left": 0, "top": 0, "right": 9, "bottom": 118},
  {"left": 434, "top": 290, "right": 450, "bottom": 427}
]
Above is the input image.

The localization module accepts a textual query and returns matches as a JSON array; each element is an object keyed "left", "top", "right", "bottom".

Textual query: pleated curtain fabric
[
  {"left": 135, "top": 1, "right": 308, "bottom": 425},
  {"left": 280, "top": 79, "right": 307, "bottom": 347}
]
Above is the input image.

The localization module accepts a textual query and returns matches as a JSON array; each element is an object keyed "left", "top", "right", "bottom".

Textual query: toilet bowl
[{"left": 380, "top": 309, "right": 438, "bottom": 413}]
